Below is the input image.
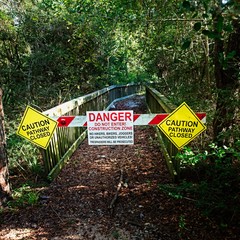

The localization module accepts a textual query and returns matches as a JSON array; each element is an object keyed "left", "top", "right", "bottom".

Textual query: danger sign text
[{"left": 87, "top": 111, "right": 134, "bottom": 145}]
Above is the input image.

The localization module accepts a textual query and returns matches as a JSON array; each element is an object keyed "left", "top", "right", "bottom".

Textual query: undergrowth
[
  {"left": 7, "top": 183, "right": 40, "bottom": 209},
  {"left": 159, "top": 140, "right": 240, "bottom": 227},
  {"left": 6, "top": 115, "right": 45, "bottom": 179}
]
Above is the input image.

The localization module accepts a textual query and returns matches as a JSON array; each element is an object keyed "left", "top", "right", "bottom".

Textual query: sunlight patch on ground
[
  {"left": 68, "top": 185, "right": 89, "bottom": 191},
  {"left": 1, "top": 228, "right": 36, "bottom": 240}
]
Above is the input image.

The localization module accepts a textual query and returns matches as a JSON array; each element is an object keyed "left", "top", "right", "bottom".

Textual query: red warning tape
[{"left": 50, "top": 113, "right": 206, "bottom": 127}]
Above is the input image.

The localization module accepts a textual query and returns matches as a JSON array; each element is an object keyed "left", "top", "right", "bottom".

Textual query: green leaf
[
  {"left": 216, "top": 16, "right": 224, "bottom": 32},
  {"left": 182, "top": 1, "right": 191, "bottom": 10},
  {"left": 203, "top": 2, "right": 208, "bottom": 12},
  {"left": 192, "top": 12, "right": 198, "bottom": 18},
  {"left": 223, "top": 24, "right": 233, "bottom": 32},
  {"left": 193, "top": 22, "right": 201, "bottom": 31},
  {"left": 181, "top": 39, "right": 191, "bottom": 50},
  {"left": 202, "top": 30, "right": 220, "bottom": 39},
  {"left": 202, "top": 13, "right": 209, "bottom": 19},
  {"left": 226, "top": 51, "right": 236, "bottom": 60},
  {"left": 202, "top": 29, "right": 210, "bottom": 36}
]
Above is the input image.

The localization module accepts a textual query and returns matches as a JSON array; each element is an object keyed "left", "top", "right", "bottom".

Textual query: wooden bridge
[{"left": 42, "top": 84, "right": 179, "bottom": 181}]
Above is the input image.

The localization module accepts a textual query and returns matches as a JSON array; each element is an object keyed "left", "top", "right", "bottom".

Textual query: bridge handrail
[
  {"left": 40, "top": 83, "right": 179, "bottom": 181},
  {"left": 145, "top": 85, "right": 179, "bottom": 181},
  {"left": 41, "top": 83, "right": 143, "bottom": 181}
]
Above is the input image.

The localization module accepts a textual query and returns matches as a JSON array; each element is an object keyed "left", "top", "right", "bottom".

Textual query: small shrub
[
  {"left": 160, "top": 141, "right": 240, "bottom": 226},
  {"left": 176, "top": 140, "right": 240, "bottom": 168},
  {"left": 6, "top": 116, "right": 44, "bottom": 177},
  {"left": 7, "top": 183, "right": 40, "bottom": 208}
]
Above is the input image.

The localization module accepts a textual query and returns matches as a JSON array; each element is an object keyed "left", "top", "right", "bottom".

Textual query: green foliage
[
  {"left": 7, "top": 183, "right": 39, "bottom": 208},
  {"left": 207, "top": 142, "right": 240, "bottom": 164},
  {"left": 182, "top": 1, "right": 191, "bottom": 11},
  {"left": 111, "top": 230, "right": 120, "bottom": 239},
  {"left": 193, "top": 22, "right": 201, "bottom": 31},
  {"left": 178, "top": 215, "right": 187, "bottom": 230},
  {"left": 194, "top": 167, "right": 240, "bottom": 224},
  {"left": 176, "top": 147, "right": 204, "bottom": 167},
  {"left": 159, "top": 181, "right": 193, "bottom": 200},
  {"left": 178, "top": 214, "right": 187, "bottom": 238},
  {"left": 161, "top": 142, "right": 240, "bottom": 226},
  {"left": 202, "top": 30, "right": 220, "bottom": 39},
  {"left": 181, "top": 39, "right": 191, "bottom": 50},
  {"left": 177, "top": 141, "right": 240, "bottom": 167},
  {"left": 6, "top": 116, "right": 44, "bottom": 177}
]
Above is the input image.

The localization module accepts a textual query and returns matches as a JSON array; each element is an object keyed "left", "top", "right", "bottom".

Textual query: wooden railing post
[{"left": 145, "top": 85, "right": 180, "bottom": 181}]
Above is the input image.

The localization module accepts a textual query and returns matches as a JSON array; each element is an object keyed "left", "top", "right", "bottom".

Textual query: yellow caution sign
[
  {"left": 158, "top": 102, "right": 206, "bottom": 150},
  {"left": 17, "top": 106, "right": 58, "bottom": 149}
]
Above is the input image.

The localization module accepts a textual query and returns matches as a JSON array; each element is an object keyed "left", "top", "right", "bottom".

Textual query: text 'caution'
[
  {"left": 17, "top": 106, "right": 58, "bottom": 149},
  {"left": 158, "top": 102, "right": 206, "bottom": 150}
]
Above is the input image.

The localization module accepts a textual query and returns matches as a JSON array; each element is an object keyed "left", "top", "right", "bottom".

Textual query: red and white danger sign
[{"left": 86, "top": 111, "right": 134, "bottom": 145}]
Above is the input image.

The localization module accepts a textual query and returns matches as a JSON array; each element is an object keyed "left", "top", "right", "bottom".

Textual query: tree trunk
[
  {"left": 213, "top": 16, "right": 240, "bottom": 144},
  {"left": 0, "top": 88, "right": 11, "bottom": 207}
]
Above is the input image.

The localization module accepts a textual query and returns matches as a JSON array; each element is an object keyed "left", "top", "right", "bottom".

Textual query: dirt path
[{"left": 0, "top": 95, "right": 225, "bottom": 239}]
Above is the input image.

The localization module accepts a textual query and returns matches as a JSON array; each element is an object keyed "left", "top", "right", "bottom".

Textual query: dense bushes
[{"left": 160, "top": 141, "right": 240, "bottom": 227}]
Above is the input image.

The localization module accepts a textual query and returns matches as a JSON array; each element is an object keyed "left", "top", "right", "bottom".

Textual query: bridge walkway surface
[{"left": 0, "top": 95, "right": 222, "bottom": 240}]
